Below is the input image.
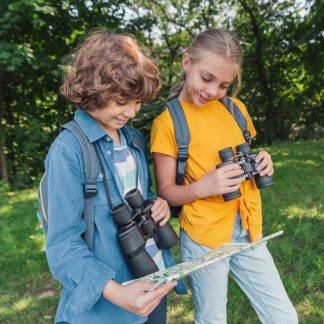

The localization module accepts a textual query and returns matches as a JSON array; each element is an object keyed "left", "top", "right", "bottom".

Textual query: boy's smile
[{"left": 89, "top": 99, "right": 141, "bottom": 137}]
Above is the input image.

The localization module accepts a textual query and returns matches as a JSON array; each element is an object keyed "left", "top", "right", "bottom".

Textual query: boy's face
[
  {"left": 89, "top": 99, "right": 141, "bottom": 134},
  {"left": 181, "top": 53, "right": 237, "bottom": 106}
]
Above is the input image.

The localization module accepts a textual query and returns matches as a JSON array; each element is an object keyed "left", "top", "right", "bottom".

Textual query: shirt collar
[{"left": 74, "top": 108, "right": 136, "bottom": 144}]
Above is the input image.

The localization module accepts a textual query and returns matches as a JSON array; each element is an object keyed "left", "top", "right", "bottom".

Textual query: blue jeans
[{"left": 180, "top": 214, "right": 298, "bottom": 324}]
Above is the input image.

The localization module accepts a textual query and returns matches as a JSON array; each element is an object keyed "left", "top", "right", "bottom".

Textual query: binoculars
[
  {"left": 111, "top": 188, "right": 178, "bottom": 278},
  {"left": 217, "top": 143, "right": 273, "bottom": 201}
]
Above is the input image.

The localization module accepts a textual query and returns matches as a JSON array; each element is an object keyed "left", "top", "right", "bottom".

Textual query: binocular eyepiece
[
  {"left": 217, "top": 143, "right": 273, "bottom": 201},
  {"left": 111, "top": 188, "right": 178, "bottom": 278}
]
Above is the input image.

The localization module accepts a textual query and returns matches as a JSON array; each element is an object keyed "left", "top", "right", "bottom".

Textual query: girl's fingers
[
  {"left": 226, "top": 176, "right": 245, "bottom": 187},
  {"left": 223, "top": 168, "right": 244, "bottom": 179},
  {"left": 256, "top": 158, "right": 269, "bottom": 172},
  {"left": 255, "top": 151, "right": 268, "bottom": 163},
  {"left": 260, "top": 165, "right": 274, "bottom": 177},
  {"left": 220, "top": 163, "right": 242, "bottom": 173},
  {"left": 222, "top": 184, "right": 240, "bottom": 194}
]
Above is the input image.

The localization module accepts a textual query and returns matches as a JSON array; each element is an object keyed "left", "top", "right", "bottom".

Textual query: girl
[
  {"left": 45, "top": 30, "right": 176, "bottom": 324},
  {"left": 150, "top": 28, "right": 298, "bottom": 323}
]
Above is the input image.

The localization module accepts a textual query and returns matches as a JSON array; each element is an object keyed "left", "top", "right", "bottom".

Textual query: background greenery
[
  {"left": 0, "top": 0, "right": 323, "bottom": 187},
  {"left": 0, "top": 140, "right": 323, "bottom": 323},
  {"left": 0, "top": 1, "right": 323, "bottom": 323}
]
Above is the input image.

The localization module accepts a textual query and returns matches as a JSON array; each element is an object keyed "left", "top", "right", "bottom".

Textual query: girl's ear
[{"left": 182, "top": 53, "right": 190, "bottom": 72}]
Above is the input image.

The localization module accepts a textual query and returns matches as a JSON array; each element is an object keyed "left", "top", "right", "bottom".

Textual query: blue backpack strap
[
  {"left": 166, "top": 98, "right": 190, "bottom": 185},
  {"left": 61, "top": 120, "right": 98, "bottom": 252},
  {"left": 219, "top": 96, "right": 252, "bottom": 144}
]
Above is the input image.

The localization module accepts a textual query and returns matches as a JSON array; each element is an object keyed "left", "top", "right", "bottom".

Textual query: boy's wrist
[{"left": 103, "top": 279, "right": 124, "bottom": 305}]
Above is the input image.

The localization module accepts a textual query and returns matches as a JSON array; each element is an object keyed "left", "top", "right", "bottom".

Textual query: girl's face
[
  {"left": 181, "top": 53, "right": 238, "bottom": 106},
  {"left": 89, "top": 99, "right": 141, "bottom": 136}
]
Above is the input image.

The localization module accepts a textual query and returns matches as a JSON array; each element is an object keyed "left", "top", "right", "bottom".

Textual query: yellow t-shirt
[{"left": 150, "top": 98, "right": 263, "bottom": 248}]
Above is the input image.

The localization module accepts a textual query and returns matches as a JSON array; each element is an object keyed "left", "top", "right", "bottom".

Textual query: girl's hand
[
  {"left": 195, "top": 163, "right": 245, "bottom": 198},
  {"left": 150, "top": 197, "right": 170, "bottom": 226},
  {"left": 255, "top": 150, "right": 274, "bottom": 177},
  {"left": 103, "top": 279, "right": 176, "bottom": 317}
]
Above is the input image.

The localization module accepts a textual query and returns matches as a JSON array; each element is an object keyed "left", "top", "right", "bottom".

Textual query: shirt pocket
[{"left": 93, "top": 171, "right": 121, "bottom": 207}]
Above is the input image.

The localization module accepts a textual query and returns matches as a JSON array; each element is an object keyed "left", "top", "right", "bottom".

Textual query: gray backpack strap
[
  {"left": 166, "top": 98, "right": 191, "bottom": 185},
  {"left": 219, "top": 96, "right": 252, "bottom": 144},
  {"left": 62, "top": 120, "right": 98, "bottom": 252}
]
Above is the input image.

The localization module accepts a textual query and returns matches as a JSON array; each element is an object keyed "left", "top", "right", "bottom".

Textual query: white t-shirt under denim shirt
[{"left": 113, "top": 130, "right": 165, "bottom": 270}]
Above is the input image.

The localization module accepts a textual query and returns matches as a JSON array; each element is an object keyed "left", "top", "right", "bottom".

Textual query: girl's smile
[{"left": 180, "top": 53, "right": 238, "bottom": 106}]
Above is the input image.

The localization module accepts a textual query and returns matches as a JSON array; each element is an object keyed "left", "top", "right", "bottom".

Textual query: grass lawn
[{"left": 0, "top": 139, "right": 323, "bottom": 323}]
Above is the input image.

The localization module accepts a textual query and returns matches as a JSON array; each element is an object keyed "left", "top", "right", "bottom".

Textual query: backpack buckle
[
  {"left": 243, "top": 130, "right": 252, "bottom": 144},
  {"left": 178, "top": 145, "right": 188, "bottom": 162},
  {"left": 84, "top": 182, "right": 98, "bottom": 198}
]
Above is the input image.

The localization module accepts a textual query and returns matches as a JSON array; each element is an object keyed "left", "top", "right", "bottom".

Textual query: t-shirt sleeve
[
  {"left": 150, "top": 110, "right": 178, "bottom": 159},
  {"left": 232, "top": 98, "right": 257, "bottom": 139}
]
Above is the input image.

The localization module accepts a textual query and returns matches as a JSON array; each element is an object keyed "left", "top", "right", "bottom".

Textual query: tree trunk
[
  {"left": 0, "top": 64, "right": 9, "bottom": 183},
  {"left": 239, "top": 0, "right": 277, "bottom": 144}
]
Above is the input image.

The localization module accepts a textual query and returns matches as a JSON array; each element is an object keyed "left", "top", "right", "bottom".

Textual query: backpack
[
  {"left": 165, "top": 96, "right": 252, "bottom": 217},
  {"left": 37, "top": 120, "right": 153, "bottom": 251},
  {"left": 37, "top": 120, "right": 99, "bottom": 251}
]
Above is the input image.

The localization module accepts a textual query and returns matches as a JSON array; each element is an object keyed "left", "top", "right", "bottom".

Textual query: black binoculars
[
  {"left": 111, "top": 188, "right": 178, "bottom": 278},
  {"left": 217, "top": 143, "right": 273, "bottom": 201}
]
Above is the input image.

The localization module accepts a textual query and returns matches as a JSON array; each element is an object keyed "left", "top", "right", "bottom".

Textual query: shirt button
[
  {"left": 98, "top": 173, "right": 104, "bottom": 179},
  {"left": 107, "top": 150, "right": 111, "bottom": 155},
  {"left": 105, "top": 136, "right": 111, "bottom": 142}
]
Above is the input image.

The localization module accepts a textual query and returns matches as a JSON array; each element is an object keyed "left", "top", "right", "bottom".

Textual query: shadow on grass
[
  {"left": 1, "top": 140, "right": 323, "bottom": 323},
  {"left": 0, "top": 190, "right": 60, "bottom": 322}
]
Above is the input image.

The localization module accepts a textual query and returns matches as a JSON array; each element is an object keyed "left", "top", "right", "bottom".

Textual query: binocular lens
[
  {"left": 236, "top": 143, "right": 251, "bottom": 154},
  {"left": 219, "top": 147, "right": 235, "bottom": 161},
  {"left": 111, "top": 203, "right": 133, "bottom": 226},
  {"left": 125, "top": 188, "right": 144, "bottom": 210}
]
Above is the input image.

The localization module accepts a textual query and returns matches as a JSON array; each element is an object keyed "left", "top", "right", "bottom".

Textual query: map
[{"left": 123, "top": 231, "right": 283, "bottom": 290}]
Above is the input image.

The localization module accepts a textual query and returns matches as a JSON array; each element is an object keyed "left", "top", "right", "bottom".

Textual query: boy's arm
[{"left": 45, "top": 140, "right": 115, "bottom": 318}]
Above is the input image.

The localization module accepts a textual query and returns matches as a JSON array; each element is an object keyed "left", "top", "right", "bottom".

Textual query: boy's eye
[{"left": 116, "top": 101, "right": 127, "bottom": 106}]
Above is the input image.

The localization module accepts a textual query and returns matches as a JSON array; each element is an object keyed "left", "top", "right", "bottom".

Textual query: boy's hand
[
  {"left": 151, "top": 197, "right": 170, "bottom": 226},
  {"left": 103, "top": 280, "right": 176, "bottom": 317},
  {"left": 255, "top": 150, "right": 274, "bottom": 177}
]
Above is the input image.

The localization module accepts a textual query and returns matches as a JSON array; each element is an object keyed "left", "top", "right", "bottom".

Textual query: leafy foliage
[{"left": 0, "top": 0, "right": 323, "bottom": 186}]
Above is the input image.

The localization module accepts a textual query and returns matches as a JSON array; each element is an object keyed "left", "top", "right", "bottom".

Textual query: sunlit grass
[{"left": 0, "top": 139, "right": 323, "bottom": 323}]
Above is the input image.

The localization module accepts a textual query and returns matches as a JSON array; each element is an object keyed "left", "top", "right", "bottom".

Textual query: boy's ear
[{"left": 182, "top": 53, "right": 190, "bottom": 72}]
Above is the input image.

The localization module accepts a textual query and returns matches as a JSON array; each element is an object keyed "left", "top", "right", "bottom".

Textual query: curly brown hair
[{"left": 60, "top": 29, "right": 161, "bottom": 111}]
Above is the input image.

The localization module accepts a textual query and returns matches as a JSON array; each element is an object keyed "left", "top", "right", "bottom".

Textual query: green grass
[{"left": 0, "top": 139, "right": 323, "bottom": 323}]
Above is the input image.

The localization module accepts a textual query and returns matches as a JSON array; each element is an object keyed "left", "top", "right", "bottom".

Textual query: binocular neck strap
[{"left": 93, "top": 142, "right": 114, "bottom": 210}]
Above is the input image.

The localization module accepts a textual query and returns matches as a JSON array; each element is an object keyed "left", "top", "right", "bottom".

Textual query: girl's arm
[{"left": 153, "top": 153, "right": 246, "bottom": 206}]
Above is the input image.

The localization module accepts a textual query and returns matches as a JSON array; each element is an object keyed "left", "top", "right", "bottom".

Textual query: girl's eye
[
  {"left": 201, "top": 74, "right": 212, "bottom": 82},
  {"left": 220, "top": 85, "right": 229, "bottom": 90}
]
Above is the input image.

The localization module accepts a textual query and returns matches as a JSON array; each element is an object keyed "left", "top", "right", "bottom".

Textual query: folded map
[{"left": 123, "top": 231, "right": 283, "bottom": 289}]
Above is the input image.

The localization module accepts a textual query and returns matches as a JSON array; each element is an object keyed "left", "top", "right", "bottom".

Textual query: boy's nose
[{"left": 124, "top": 107, "right": 137, "bottom": 118}]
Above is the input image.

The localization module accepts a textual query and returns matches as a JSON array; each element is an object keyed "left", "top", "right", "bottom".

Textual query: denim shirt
[{"left": 45, "top": 109, "right": 156, "bottom": 323}]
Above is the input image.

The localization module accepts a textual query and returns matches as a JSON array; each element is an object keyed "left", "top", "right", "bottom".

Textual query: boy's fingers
[
  {"left": 142, "top": 281, "right": 175, "bottom": 304},
  {"left": 133, "top": 281, "right": 156, "bottom": 292},
  {"left": 151, "top": 199, "right": 162, "bottom": 211}
]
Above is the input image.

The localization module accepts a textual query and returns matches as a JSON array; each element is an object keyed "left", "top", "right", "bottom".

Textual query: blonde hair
[
  {"left": 171, "top": 28, "right": 243, "bottom": 98},
  {"left": 61, "top": 29, "right": 161, "bottom": 111}
]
